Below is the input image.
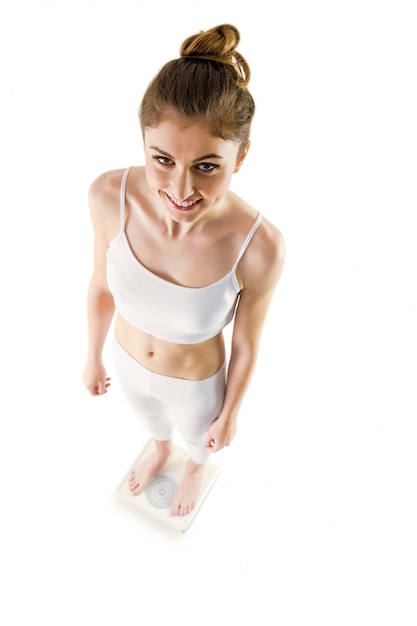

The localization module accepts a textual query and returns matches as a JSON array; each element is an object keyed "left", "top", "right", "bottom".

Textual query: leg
[
  {"left": 129, "top": 438, "right": 172, "bottom": 496},
  {"left": 113, "top": 340, "right": 174, "bottom": 494},
  {"left": 171, "top": 458, "right": 205, "bottom": 517},
  {"left": 153, "top": 365, "right": 226, "bottom": 516}
]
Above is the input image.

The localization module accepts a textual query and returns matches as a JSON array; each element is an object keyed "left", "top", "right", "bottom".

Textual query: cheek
[
  {"left": 146, "top": 164, "right": 167, "bottom": 189},
  {"left": 204, "top": 177, "right": 234, "bottom": 202},
  {"left": 197, "top": 178, "right": 226, "bottom": 199},
  {"left": 212, "top": 170, "right": 234, "bottom": 195}
]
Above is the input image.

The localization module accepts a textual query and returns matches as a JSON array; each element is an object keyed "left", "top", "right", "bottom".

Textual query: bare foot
[
  {"left": 129, "top": 441, "right": 171, "bottom": 496},
  {"left": 171, "top": 459, "right": 204, "bottom": 517}
]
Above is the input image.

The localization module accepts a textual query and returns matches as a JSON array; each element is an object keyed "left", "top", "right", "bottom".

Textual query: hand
[
  {"left": 83, "top": 360, "right": 111, "bottom": 396},
  {"left": 205, "top": 417, "right": 237, "bottom": 453}
]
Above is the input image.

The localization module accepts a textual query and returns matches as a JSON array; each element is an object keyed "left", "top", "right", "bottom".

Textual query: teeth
[{"left": 169, "top": 195, "right": 196, "bottom": 208}]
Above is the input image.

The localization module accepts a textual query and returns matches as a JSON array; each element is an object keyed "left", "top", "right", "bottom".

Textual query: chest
[{"left": 124, "top": 222, "right": 244, "bottom": 288}]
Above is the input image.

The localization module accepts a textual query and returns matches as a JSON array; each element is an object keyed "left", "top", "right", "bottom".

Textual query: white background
[{"left": 1, "top": 1, "right": 416, "bottom": 624}]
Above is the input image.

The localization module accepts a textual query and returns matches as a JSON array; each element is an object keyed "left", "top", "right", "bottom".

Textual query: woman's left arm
[{"left": 206, "top": 221, "right": 285, "bottom": 452}]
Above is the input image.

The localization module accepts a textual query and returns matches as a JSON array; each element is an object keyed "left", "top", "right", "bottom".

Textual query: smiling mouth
[{"left": 166, "top": 193, "right": 202, "bottom": 211}]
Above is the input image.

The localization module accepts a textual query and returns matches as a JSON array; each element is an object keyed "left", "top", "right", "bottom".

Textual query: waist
[{"left": 114, "top": 314, "right": 226, "bottom": 380}]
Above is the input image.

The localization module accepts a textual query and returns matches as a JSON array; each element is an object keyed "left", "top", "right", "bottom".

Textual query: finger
[{"left": 95, "top": 382, "right": 106, "bottom": 395}]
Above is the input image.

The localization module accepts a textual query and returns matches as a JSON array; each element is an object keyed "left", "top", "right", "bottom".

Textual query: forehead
[{"left": 144, "top": 117, "right": 239, "bottom": 159}]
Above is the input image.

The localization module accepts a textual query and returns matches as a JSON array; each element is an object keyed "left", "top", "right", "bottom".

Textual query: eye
[
  {"left": 195, "top": 162, "right": 219, "bottom": 173},
  {"left": 152, "top": 155, "right": 173, "bottom": 166}
]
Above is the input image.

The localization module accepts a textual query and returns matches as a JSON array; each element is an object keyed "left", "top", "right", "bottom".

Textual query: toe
[
  {"left": 179, "top": 503, "right": 189, "bottom": 517},
  {"left": 129, "top": 479, "right": 139, "bottom": 493}
]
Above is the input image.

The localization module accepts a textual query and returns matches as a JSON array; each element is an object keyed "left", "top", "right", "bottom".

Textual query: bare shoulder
[
  {"left": 241, "top": 213, "right": 285, "bottom": 291},
  {"left": 87, "top": 168, "right": 127, "bottom": 238},
  {"left": 88, "top": 169, "right": 123, "bottom": 214},
  {"left": 258, "top": 216, "right": 285, "bottom": 267}
]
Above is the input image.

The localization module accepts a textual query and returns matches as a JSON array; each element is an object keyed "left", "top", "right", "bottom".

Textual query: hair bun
[
  {"left": 180, "top": 24, "right": 240, "bottom": 58},
  {"left": 180, "top": 24, "right": 250, "bottom": 87}
]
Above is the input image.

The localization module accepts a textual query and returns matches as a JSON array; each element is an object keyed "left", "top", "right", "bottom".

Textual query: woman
[{"left": 83, "top": 24, "right": 285, "bottom": 517}]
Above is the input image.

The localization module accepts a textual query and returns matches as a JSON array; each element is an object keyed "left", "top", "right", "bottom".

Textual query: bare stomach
[{"left": 114, "top": 314, "right": 226, "bottom": 380}]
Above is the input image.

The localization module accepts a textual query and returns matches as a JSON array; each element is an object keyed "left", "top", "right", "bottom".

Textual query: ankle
[
  {"left": 186, "top": 458, "right": 204, "bottom": 474},
  {"left": 154, "top": 439, "right": 172, "bottom": 459}
]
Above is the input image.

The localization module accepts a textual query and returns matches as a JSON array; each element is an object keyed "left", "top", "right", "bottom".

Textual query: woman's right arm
[{"left": 83, "top": 175, "right": 117, "bottom": 396}]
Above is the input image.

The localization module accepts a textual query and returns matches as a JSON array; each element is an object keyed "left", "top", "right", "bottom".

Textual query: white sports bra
[{"left": 106, "top": 167, "right": 262, "bottom": 344}]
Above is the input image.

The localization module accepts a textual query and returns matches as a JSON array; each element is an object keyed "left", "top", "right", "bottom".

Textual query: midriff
[{"left": 114, "top": 314, "right": 226, "bottom": 380}]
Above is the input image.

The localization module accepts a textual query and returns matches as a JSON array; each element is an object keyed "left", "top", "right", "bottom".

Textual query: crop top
[{"left": 106, "top": 166, "right": 263, "bottom": 344}]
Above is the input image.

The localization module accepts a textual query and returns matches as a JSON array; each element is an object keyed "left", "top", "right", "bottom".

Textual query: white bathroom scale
[{"left": 117, "top": 440, "right": 221, "bottom": 532}]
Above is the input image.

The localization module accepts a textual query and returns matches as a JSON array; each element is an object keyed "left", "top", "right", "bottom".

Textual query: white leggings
[{"left": 113, "top": 340, "right": 226, "bottom": 464}]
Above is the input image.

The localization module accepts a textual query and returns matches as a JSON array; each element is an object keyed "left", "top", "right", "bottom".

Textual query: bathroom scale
[{"left": 117, "top": 439, "right": 221, "bottom": 532}]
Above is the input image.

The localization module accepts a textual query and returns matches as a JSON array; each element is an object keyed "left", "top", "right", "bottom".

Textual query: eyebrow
[{"left": 149, "top": 146, "right": 225, "bottom": 163}]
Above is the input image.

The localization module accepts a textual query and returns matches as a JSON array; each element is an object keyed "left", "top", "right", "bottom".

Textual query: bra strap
[
  {"left": 119, "top": 166, "right": 133, "bottom": 233},
  {"left": 233, "top": 212, "right": 263, "bottom": 268}
]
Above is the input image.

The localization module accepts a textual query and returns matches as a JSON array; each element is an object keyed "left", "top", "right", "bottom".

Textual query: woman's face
[{"left": 144, "top": 116, "right": 247, "bottom": 224}]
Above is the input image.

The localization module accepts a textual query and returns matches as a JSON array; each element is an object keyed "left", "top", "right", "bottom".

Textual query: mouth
[{"left": 165, "top": 193, "right": 202, "bottom": 211}]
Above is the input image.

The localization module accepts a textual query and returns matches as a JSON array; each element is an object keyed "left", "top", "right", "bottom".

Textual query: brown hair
[{"left": 139, "top": 24, "right": 255, "bottom": 151}]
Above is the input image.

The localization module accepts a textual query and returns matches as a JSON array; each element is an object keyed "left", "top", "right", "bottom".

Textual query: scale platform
[{"left": 117, "top": 440, "right": 221, "bottom": 532}]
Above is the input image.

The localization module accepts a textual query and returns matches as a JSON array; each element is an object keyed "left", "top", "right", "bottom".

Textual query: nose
[{"left": 170, "top": 168, "right": 195, "bottom": 202}]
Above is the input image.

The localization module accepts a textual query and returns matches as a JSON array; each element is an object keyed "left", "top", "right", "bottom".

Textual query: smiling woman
[
  {"left": 144, "top": 117, "right": 246, "bottom": 224},
  {"left": 83, "top": 23, "right": 285, "bottom": 518}
]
